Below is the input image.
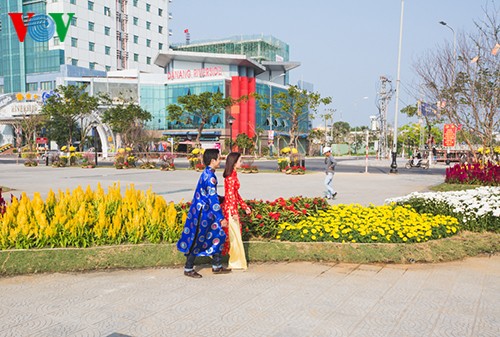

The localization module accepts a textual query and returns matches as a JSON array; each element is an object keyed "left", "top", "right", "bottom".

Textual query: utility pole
[{"left": 377, "top": 76, "right": 392, "bottom": 159}]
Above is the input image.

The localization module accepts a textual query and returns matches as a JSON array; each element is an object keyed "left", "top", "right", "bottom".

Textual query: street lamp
[
  {"left": 390, "top": 0, "right": 405, "bottom": 173},
  {"left": 439, "top": 21, "right": 457, "bottom": 79},
  {"left": 228, "top": 115, "right": 236, "bottom": 151}
]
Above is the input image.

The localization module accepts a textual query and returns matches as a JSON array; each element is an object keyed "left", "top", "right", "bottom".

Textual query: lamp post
[
  {"left": 228, "top": 115, "right": 236, "bottom": 151},
  {"left": 390, "top": 0, "right": 404, "bottom": 173},
  {"left": 439, "top": 21, "right": 456, "bottom": 78}
]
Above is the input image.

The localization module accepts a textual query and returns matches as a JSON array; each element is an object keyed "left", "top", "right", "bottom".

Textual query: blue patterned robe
[{"left": 177, "top": 167, "right": 227, "bottom": 256}]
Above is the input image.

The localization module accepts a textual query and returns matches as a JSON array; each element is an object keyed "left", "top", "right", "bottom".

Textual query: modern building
[
  {"left": 0, "top": 0, "right": 171, "bottom": 150},
  {"left": 0, "top": 0, "right": 171, "bottom": 94}
]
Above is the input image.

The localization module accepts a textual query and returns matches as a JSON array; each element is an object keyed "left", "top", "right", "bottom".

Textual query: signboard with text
[{"left": 443, "top": 124, "right": 457, "bottom": 147}]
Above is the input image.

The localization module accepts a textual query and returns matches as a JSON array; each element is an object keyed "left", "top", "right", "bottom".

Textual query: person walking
[
  {"left": 323, "top": 147, "right": 337, "bottom": 199},
  {"left": 222, "top": 152, "right": 251, "bottom": 270},
  {"left": 177, "top": 148, "right": 231, "bottom": 278}
]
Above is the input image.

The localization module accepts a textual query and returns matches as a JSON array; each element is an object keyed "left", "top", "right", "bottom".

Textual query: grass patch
[
  {"left": 1, "top": 232, "right": 497, "bottom": 276},
  {"left": 429, "top": 183, "right": 482, "bottom": 192}
]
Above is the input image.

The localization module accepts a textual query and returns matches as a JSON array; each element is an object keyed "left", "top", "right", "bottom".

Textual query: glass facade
[
  {"left": 172, "top": 35, "right": 290, "bottom": 62},
  {"left": 0, "top": 0, "right": 62, "bottom": 93},
  {"left": 141, "top": 80, "right": 226, "bottom": 131}
]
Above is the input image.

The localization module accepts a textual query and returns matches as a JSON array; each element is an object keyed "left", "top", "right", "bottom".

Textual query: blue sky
[{"left": 169, "top": 0, "right": 495, "bottom": 127}]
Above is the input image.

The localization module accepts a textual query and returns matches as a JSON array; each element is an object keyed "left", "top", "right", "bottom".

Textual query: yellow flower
[
  {"left": 311, "top": 235, "right": 317, "bottom": 240},
  {"left": 291, "top": 148, "right": 298, "bottom": 154}
]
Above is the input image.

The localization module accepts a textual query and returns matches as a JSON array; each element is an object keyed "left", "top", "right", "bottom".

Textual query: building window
[
  {"left": 71, "top": 17, "right": 77, "bottom": 26},
  {"left": 133, "top": 17, "right": 138, "bottom": 25},
  {"left": 89, "top": 62, "right": 96, "bottom": 70},
  {"left": 41, "top": 81, "right": 53, "bottom": 90},
  {"left": 158, "top": 43, "right": 163, "bottom": 50},
  {"left": 89, "top": 42, "right": 95, "bottom": 51},
  {"left": 158, "top": 8, "right": 163, "bottom": 16},
  {"left": 133, "top": 0, "right": 138, "bottom": 6},
  {"left": 146, "top": 57, "right": 151, "bottom": 65},
  {"left": 104, "top": 26, "right": 110, "bottom": 35},
  {"left": 71, "top": 59, "right": 78, "bottom": 66},
  {"left": 104, "top": 6, "right": 111, "bottom": 16},
  {"left": 146, "top": 39, "right": 151, "bottom": 47},
  {"left": 0, "top": 85, "right": 4, "bottom": 94},
  {"left": 106, "top": 66, "right": 111, "bottom": 71},
  {"left": 27, "top": 83, "right": 38, "bottom": 91},
  {"left": 88, "top": 21, "right": 94, "bottom": 31},
  {"left": 134, "top": 53, "right": 139, "bottom": 62},
  {"left": 71, "top": 37, "right": 78, "bottom": 47},
  {"left": 105, "top": 46, "right": 111, "bottom": 55},
  {"left": 133, "top": 35, "right": 138, "bottom": 44},
  {"left": 146, "top": 21, "right": 151, "bottom": 30},
  {"left": 70, "top": 0, "right": 76, "bottom": 4},
  {"left": 146, "top": 4, "right": 151, "bottom": 12},
  {"left": 158, "top": 26, "right": 163, "bottom": 34},
  {"left": 88, "top": 1, "right": 94, "bottom": 10},
  {"left": 53, "top": 36, "right": 60, "bottom": 46}
]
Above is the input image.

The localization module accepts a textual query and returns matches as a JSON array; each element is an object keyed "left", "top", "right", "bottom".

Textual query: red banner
[{"left": 443, "top": 124, "right": 457, "bottom": 147}]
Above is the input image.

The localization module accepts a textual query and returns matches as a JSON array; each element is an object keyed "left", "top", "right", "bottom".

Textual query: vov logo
[{"left": 8, "top": 13, "right": 74, "bottom": 42}]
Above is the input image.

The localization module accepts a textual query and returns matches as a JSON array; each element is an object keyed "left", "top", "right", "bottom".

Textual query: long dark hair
[{"left": 223, "top": 152, "right": 241, "bottom": 178}]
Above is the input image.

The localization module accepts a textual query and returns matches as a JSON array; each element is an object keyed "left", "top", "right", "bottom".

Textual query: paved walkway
[
  {"left": 0, "top": 257, "right": 498, "bottom": 336},
  {"left": 1, "top": 159, "right": 498, "bottom": 336}
]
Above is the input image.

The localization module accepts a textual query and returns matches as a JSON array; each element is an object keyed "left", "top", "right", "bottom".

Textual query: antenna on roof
[{"left": 184, "top": 29, "right": 190, "bottom": 45}]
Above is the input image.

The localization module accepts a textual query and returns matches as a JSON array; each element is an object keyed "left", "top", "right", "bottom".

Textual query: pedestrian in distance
[
  {"left": 323, "top": 147, "right": 337, "bottom": 199},
  {"left": 222, "top": 152, "right": 251, "bottom": 270},
  {"left": 177, "top": 148, "right": 231, "bottom": 278}
]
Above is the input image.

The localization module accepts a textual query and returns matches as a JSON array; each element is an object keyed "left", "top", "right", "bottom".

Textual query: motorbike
[{"left": 405, "top": 158, "right": 429, "bottom": 169}]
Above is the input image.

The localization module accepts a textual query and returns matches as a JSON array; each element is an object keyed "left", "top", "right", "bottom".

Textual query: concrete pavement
[
  {"left": 0, "top": 157, "right": 446, "bottom": 206},
  {"left": 1, "top": 159, "right": 498, "bottom": 336},
  {"left": 0, "top": 257, "right": 498, "bottom": 336}
]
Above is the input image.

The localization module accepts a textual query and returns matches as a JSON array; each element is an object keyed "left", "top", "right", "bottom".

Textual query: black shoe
[
  {"left": 184, "top": 270, "right": 202, "bottom": 278},
  {"left": 332, "top": 192, "right": 337, "bottom": 198},
  {"left": 212, "top": 266, "right": 232, "bottom": 274}
]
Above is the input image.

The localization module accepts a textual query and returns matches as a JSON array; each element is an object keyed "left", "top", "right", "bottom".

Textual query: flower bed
[
  {"left": 277, "top": 204, "right": 459, "bottom": 243},
  {"left": 2, "top": 185, "right": 496, "bottom": 250},
  {"left": 239, "top": 196, "right": 330, "bottom": 239},
  {"left": 0, "top": 184, "right": 183, "bottom": 249},
  {"left": 445, "top": 162, "right": 500, "bottom": 185},
  {"left": 386, "top": 187, "right": 500, "bottom": 233}
]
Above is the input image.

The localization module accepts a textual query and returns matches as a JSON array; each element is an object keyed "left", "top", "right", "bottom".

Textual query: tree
[
  {"left": 16, "top": 113, "right": 45, "bottom": 152},
  {"left": 412, "top": 5, "right": 499, "bottom": 159},
  {"left": 307, "top": 128, "right": 324, "bottom": 156},
  {"left": 235, "top": 133, "right": 254, "bottom": 155},
  {"left": 260, "top": 85, "right": 332, "bottom": 149},
  {"left": 166, "top": 92, "right": 241, "bottom": 146},
  {"left": 41, "top": 84, "right": 99, "bottom": 149},
  {"left": 401, "top": 103, "right": 443, "bottom": 142},
  {"left": 100, "top": 94, "right": 152, "bottom": 149},
  {"left": 332, "top": 121, "right": 350, "bottom": 144}
]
